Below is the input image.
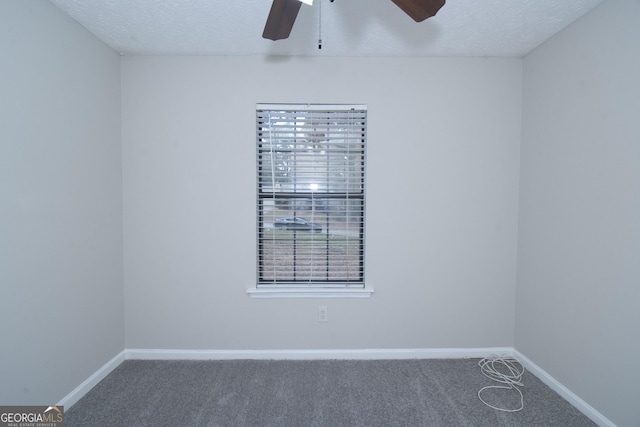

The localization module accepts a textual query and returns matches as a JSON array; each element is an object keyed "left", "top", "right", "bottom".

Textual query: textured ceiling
[{"left": 48, "top": 0, "right": 604, "bottom": 57}]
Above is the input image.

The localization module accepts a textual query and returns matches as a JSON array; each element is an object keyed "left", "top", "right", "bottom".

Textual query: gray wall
[
  {"left": 516, "top": 1, "right": 640, "bottom": 426},
  {"left": 122, "top": 56, "right": 522, "bottom": 350},
  {"left": 0, "top": 1, "right": 123, "bottom": 404}
]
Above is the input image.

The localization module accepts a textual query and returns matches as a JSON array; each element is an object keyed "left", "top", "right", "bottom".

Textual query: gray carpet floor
[{"left": 65, "top": 359, "right": 596, "bottom": 426}]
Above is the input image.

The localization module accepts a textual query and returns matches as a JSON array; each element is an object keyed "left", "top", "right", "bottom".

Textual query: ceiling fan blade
[
  {"left": 390, "top": 0, "right": 445, "bottom": 22},
  {"left": 262, "top": 0, "right": 303, "bottom": 41}
]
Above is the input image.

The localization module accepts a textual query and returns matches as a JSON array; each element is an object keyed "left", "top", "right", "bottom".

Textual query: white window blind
[{"left": 257, "top": 104, "right": 367, "bottom": 288}]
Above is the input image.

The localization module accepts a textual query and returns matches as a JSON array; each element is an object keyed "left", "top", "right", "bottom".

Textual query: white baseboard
[
  {"left": 125, "top": 347, "right": 514, "bottom": 361},
  {"left": 57, "top": 350, "right": 126, "bottom": 408},
  {"left": 513, "top": 350, "right": 615, "bottom": 427}
]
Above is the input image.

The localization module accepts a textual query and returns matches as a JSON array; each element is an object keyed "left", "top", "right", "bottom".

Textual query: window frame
[{"left": 249, "top": 103, "right": 372, "bottom": 299}]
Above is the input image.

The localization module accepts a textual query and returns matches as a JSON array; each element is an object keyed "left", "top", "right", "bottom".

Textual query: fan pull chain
[{"left": 318, "top": 0, "right": 322, "bottom": 49}]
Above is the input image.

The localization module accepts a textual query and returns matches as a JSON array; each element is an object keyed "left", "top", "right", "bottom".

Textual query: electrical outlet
[{"left": 318, "top": 306, "right": 328, "bottom": 322}]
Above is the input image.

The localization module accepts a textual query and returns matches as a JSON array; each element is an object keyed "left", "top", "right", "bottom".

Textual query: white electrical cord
[{"left": 477, "top": 354, "right": 525, "bottom": 412}]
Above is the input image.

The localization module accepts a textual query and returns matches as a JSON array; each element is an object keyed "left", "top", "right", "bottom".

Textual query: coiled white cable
[{"left": 477, "top": 354, "right": 525, "bottom": 412}]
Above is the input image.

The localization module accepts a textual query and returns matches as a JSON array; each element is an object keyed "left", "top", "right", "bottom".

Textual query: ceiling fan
[{"left": 263, "top": 0, "right": 446, "bottom": 41}]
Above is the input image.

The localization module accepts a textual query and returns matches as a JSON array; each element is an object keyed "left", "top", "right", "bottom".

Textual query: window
[{"left": 255, "top": 104, "right": 368, "bottom": 295}]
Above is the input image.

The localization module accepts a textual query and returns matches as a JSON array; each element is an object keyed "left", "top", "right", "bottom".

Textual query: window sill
[{"left": 247, "top": 287, "right": 374, "bottom": 299}]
